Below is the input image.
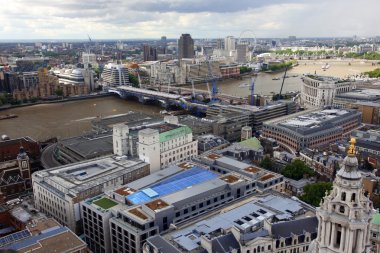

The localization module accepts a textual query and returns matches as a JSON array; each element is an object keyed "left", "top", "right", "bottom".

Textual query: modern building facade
[
  {"left": 262, "top": 109, "right": 362, "bottom": 152},
  {"left": 332, "top": 88, "right": 380, "bottom": 108},
  {"left": 81, "top": 156, "right": 285, "bottom": 253},
  {"left": 143, "top": 45, "right": 157, "bottom": 61},
  {"left": 301, "top": 75, "right": 356, "bottom": 108},
  {"left": 309, "top": 139, "right": 374, "bottom": 253},
  {"left": 101, "top": 63, "right": 129, "bottom": 86},
  {"left": 32, "top": 156, "right": 149, "bottom": 233},
  {"left": 224, "top": 36, "right": 236, "bottom": 52},
  {"left": 178, "top": 34, "right": 194, "bottom": 60}
]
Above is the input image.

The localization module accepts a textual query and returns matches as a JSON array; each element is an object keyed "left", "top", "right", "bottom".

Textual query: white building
[
  {"left": 82, "top": 53, "right": 97, "bottom": 68},
  {"left": 309, "top": 139, "right": 374, "bottom": 253},
  {"left": 224, "top": 36, "right": 236, "bottom": 52},
  {"left": 53, "top": 67, "right": 95, "bottom": 91},
  {"left": 301, "top": 75, "right": 356, "bottom": 108},
  {"left": 32, "top": 156, "right": 149, "bottom": 233},
  {"left": 138, "top": 118, "right": 198, "bottom": 172},
  {"left": 101, "top": 63, "right": 129, "bottom": 86}
]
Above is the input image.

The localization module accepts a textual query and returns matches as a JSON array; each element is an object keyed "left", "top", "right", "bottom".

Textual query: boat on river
[{"left": 0, "top": 114, "right": 18, "bottom": 120}]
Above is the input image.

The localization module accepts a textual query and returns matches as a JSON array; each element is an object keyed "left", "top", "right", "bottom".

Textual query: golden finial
[{"left": 347, "top": 138, "right": 356, "bottom": 156}]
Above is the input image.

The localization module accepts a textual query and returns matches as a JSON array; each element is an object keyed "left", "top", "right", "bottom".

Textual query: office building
[
  {"left": 262, "top": 109, "right": 362, "bottom": 152},
  {"left": 81, "top": 156, "right": 285, "bottom": 253},
  {"left": 137, "top": 120, "right": 198, "bottom": 172},
  {"left": 32, "top": 156, "right": 149, "bottom": 233},
  {"left": 143, "top": 44, "right": 157, "bottom": 61},
  {"left": 143, "top": 194, "right": 317, "bottom": 253},
  {"left": 333, "top": 88, "right": 380, "bottom": 108},
  {"left": 180, "top": 59, "right": 222, "bottom": 83},
  {"left": 197, "top": 134, "right": 229, "bottom": 153},
  {"left": 301, "top": 75, "right": 356, "bottom": 108},
  {"left": 52, "top": 68, "right": 94, "bottom": 94},
  {"left": 224, "top": 36, "right": 236, "bottom": 52},
  {"left": 309, "top": 139, "right": 374, "bottom": 253},
  {"left": 82, "top": 52, "right": 97, "bottom": 68},
  {"left": 220, "top": 63, "right": 240, "bottom": 78},
  {"left": 101, "top": 63, "right": 129, "bottom": 86},
  {"left": 15, "top": 57, "right": 49, "bottom": 72},
  {"left": 0, "top": 218, "right": 87, "bottom": 253},
  {"left": 236, "top": 43, "right": 248, "bottom": 63},
  {"left": 178, "top": 34, "right": 194, "bottom": 60}
]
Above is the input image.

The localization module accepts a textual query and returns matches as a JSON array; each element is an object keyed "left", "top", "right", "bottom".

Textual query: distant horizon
[{"left": 0, "top": 36, "right": 379, "bottom": 44}]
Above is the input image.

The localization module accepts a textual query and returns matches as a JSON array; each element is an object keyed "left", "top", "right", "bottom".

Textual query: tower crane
[{"left": 205, "top": 55, "right": 218, "bottom": 102}]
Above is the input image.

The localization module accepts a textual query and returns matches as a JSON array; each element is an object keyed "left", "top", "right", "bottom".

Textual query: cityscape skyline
[{"left": 1, "top": 0, "right": 380, "bottom": 40}]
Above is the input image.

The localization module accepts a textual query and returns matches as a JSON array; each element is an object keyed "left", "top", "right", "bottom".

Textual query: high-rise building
[
  {"left": 32, "top": 156, "right": 149, "bottom": 233},
  {"left": 178, "top": 34, "right": 194, "bottom": 60},
  {"left": 143, "top": 44, "right": 157, "bottom": 61},
  {"left": 224, "top": 36, "right": 236, "bottom": 52},
  {"left": 236, "top": 43, "right": 247, "bottom": 63},
  {"left": 309, "top": 138, "right": 374, "bottom": 253},
  {"left": 101, "top": 63, "right": 129, "bottom": 86}
]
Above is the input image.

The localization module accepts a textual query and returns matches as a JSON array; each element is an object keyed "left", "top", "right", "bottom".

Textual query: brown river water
[{"left": 0, "top": 59, "right": 377, "bottom": 141}]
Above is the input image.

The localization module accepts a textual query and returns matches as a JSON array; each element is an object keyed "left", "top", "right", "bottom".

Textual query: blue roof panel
[{"left": 127, "top": 166, "right": 218, "bottom": 205}]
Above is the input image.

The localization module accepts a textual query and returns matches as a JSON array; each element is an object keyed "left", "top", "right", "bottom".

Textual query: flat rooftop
[
  {"left": 34, "top": 156, "right": 148, "bottom": 195},
  {"left": 1, "top": 218, "right": 86, "bottom": 252},
  {"left": 336, "top": 89, "right": 380, "bottom": 102},
  {"left": 126, "top": 166, "right": 218, "bottom": 205},
  {"left": 92, "top": 111, "right": 159, "bottom": 131},
  {"left": 58, "top": 132, "right": 113, "bottom": 159},
  {"left": 169, "top": 194, "right": 305, "bottom": 252},
  {"left": 280, "top": 109, "right": 349, "bottom": 128}
]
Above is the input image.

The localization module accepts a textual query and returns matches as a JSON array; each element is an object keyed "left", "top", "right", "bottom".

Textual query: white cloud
[{"left": 0, "top": 0, "right": 378, "bottom": 39}]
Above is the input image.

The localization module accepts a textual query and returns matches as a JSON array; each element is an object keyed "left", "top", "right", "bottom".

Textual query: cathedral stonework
[{"left": 310, "top": 138, "right": 375, "bottom": 253}]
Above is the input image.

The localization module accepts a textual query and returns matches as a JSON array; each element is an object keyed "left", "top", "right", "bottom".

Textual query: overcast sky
[{"left": 0, "top": 0, "right": 379, "bottom": 40}]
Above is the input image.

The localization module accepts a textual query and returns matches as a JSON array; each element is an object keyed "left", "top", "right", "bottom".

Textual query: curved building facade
[
  {"left": 301, "top": 75, "right": 356, "bottom": 108},
  {"left": 101, "top": 63, "right": 129, "bottom": 86}
]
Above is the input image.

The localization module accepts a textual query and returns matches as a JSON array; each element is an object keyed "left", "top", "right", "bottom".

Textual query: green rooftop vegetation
[
  {"left": 159, "top": 126, "right": 192, "bottom": 143},
  {"left": 93, "top": 197, "right": 118, "bottom": 210},
  {"left": 373, "top": 213, "right": 380, "bottom": 225},
  {"left": 240, "top": 137, "right": 263, "bottom": 151}
]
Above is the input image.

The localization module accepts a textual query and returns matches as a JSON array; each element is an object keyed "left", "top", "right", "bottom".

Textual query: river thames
[{"left": 0, "top": 59, "right": 378, "bottom": 141}]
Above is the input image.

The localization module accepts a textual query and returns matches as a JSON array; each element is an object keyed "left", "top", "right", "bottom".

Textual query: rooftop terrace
[{"left": 93, "top": 197, "right": 118, "bottom": 210}]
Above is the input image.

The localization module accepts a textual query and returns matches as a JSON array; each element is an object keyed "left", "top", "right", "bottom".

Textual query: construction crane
[
  {"left": 205, "top": 56, "right": 218, "bottom": 102},
  {"left": 249, "top": 76, "right": 256, "bottom": 105},
  {"left": 278, "top": 66, "right": 289, "bottom": 100}
]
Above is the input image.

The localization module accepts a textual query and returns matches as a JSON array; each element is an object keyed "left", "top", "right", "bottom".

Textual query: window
[{"left": 341, "top": 192, "right": 346, "bottom": 201}]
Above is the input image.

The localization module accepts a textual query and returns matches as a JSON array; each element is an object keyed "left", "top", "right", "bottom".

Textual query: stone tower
[{"left": 311, "top": 138, "right": 374, "bottom": 253}]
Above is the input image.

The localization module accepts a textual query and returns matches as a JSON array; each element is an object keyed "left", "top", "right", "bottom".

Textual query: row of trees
[
  {"left": 240, "top": 66, "right": 253, "bottom": 74},
  {"left": 345, "top": 52, "right": 380, "bottom": 60},
  {"left": 275, "top": 49, "right": 334, "bottom": 56},
  {"left": 364, "top": 68, "right": 380, "bottom": 78},
  {"left": 264, "top": 61, "right": 295, "bottom": 72}
]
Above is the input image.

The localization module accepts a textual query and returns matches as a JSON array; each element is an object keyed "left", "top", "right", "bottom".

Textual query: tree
[
  {"left": 281, "top": 159, "right": 315, "bottom": 180},
  {"left": 300, "top": 182, "right": 333, "bottom": 207},
  {"left": 128, "top": 73, "right": 139, "bottom": 88},
  {"left": 240, "top": 66, "right": 252, "bottom": 74},
  {"left": 55, "top": 87, "right": 64, "bottom": 97},
  {"left": 260, "top": 156, "right": 273, "bottom": 170}
]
